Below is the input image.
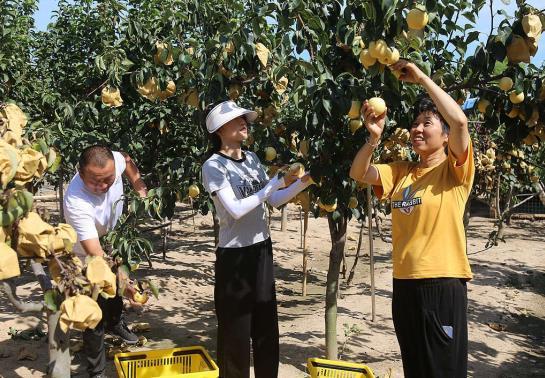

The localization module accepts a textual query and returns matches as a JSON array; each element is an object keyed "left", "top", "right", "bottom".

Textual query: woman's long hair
[{"left": 202, "top": 102, "right": 224, "bottom": 161}]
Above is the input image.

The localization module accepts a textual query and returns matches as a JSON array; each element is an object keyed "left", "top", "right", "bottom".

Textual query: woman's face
[
  {"left": 217, "top": 116, "right": 248, "bottom": 145},
  {"left": 410, "top": 111, "right": 448, "bottom": 155}
]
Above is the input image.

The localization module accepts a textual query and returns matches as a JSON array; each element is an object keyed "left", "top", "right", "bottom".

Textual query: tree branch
[
  {"left": 534, "top": 182, "right": 545, "bottom": 207},
  {"left": 442, "top": 8, "right": 462, "bottom": 54},
  {"left": 489, "top": 0, "right": 494, "bottom": 37},
  {"left": 296, "top": 14, "right": 315, "bottom": 60},
  {"left": 508, "top": 192, "right": 539, "bottom": 212},
  {"left": 31, "top": 259, "right": 53, "bottom": 292},
  {"left": 1, "top": 280, "right": 44, "bottom": 313},
  {"left": 445, "top": 73, "right": 504, "bottom": 93}
]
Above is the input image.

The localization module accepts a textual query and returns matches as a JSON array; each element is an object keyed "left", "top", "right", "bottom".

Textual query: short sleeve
[
  {"left": 202, "top": 159, "right": 230, "bottom": 194},
  {"left": 113, "top": 151, "right": 127, "bottom": 177},
  {"left": 372, "top": 161, "right": 410, "bottom": 200},
  {"left": 64, "top": 198, "right": 99, "bottom": 242},
  {"left": 448, "top": 139, "right": 475, "bottom": 187}
]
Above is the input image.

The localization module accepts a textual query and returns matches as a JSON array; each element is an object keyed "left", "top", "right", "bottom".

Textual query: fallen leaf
[
  {"left": 131, "top": 322, "right": 151, "bottom": 332},
  {"left": 487, "top": 322, "right": 507, "bottom": 332},
  {"left": 107, "top": 345, "right": 129, "bottom": 359},
  {"left": 137, "top": 336, "right": 147, "bottom": 346}
]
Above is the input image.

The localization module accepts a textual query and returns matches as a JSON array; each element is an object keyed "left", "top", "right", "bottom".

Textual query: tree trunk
[
  {"left": 325, "top": 214, "right": 348, "bottom": 360},
  {"left": 47, "top": 311, "right": 71, "bottom": 378},
  {"left": 346, "top": 220, "right": 365, "bottom": 287},
  {"left": 496, "top": 219, "right": 507, "bottom": 241},
  {"left": 367, "top": 186, "right": 376, "bottom": 322},
  {"left": 534, "top": 181, "right": 545, "bottom": 206},
  {"left": 29, "top": 261, "right": 70, "bottom": 377},
  {"left": 281, "top": 206, "right": 288, "bottom": 232},
  {"left": 489, "top": 183, "right": 514, "bottom": 247},
  {"left": 302, "top": 211, "right": 309, "bottom": 297},
  {"left": 58, "top": 168, "right": 64, "bottom": 222},
  {"left": 1, "top": 264, "right": 71, "bottom": 377}
]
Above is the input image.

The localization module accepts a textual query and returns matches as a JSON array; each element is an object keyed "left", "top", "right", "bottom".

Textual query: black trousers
[
  {"left": 83, "top": 294, "right": 123, "bottom": 377},
  {"left": 214, "top": 238, "right": 279, "bottom": 378},
  {"left": 392, "top": 278, "right": 468, "bottom": 378}
]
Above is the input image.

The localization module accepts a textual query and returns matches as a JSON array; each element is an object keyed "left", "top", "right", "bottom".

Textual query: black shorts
[{"left": 392, "top": 278, "right": 468, "bottom": 378}]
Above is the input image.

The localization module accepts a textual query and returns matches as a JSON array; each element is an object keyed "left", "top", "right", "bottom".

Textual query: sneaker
[{"left": 108, "top": 321, "right": 138, "bottom": 345}]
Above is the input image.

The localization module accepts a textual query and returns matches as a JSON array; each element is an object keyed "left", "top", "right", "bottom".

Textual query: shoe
[{"left": 108, "top": 321, "right": 138, "bottom": 345}]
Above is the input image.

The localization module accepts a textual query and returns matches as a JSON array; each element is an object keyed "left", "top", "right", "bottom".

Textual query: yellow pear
[
  {"left": 506, "top": 35, "right": 530, "bottom": 64},
  {"left": 509, "top": 91, "right": 525, "bottom": 104},
  {"left": 498, "top": 77, "right": 513, "bottom": 91},
  {"left": 349, "top": 119, "right": 363, "bottom": 134},
  {"left": 368, "top": 40, "right": 388, "bottom": 59},
  {"left": 383, "top": 47, "right": 400, "bottom": 65},
  {"left": 367, "top": 97, "right": 386, "bottom": 116},
  {"left": 188, "top": 184, "right": 200, "bottom": 198},
  {"left": 133, "top": 291, "right": 149, "bottom": 304},
  {"left": 153, "top": 42, "right": 174, "bottom": 65},
  {"left": 407, "top": 8, "right": 429, "bottom": 30},
  {"left": 506, "top": 107, "right": 519, "bottom": 118},
  {"left": 348, "top": 101, "right": 362, "bottom": 119},
  {"left": 264, "top": 147, "right": 277, "bottom": 161},
  {"left": 522, "top": 14, "right": 542, "bottom": 39},
  {"left": 477, "top": 99, "right": 490, "bottom": 114},
  {"left": 359, "top": 49, "right": 377, "bottom": 69}
]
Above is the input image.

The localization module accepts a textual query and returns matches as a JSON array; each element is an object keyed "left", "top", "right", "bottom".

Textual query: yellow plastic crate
[
  {"left": 114, "top": 346, "right": 219, "bottom": 378},
  {"left": 307, "top": 358, "right": 375, "bottom": 378}
]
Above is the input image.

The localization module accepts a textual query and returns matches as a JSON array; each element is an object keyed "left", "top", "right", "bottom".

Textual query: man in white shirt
[{"left": 64, "top": 145, "right": 147, "bottom": 378}]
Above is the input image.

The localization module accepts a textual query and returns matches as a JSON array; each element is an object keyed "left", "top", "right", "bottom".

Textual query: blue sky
[{"left": 34, "top": 0, "right": 544, "bottom": 65}]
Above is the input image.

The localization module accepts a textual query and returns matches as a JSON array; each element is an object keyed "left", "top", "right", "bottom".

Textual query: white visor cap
[{"left": 205, "top": 100, "right": 258, "bottom": 133}]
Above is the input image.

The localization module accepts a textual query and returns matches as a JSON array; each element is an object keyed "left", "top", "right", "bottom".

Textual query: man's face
[{"left": 80, "top": 160, "right": 116, "bottom": 194}]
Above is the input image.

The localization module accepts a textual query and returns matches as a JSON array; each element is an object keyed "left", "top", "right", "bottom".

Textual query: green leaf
[
  {"left": 48, "top": 154, "right": 62, "bottom": 174},
  {"left": 143, "top": 279, "right": 160, "bottom": 298},
  {"left": 322, "top": 98, "right": 332, "bottom": 115},
  {"left": 44, "top": 289, "right": 60, "bottom": 312},
  {"left": 121, "top": 58, "right": 134, "bottom": 69}
]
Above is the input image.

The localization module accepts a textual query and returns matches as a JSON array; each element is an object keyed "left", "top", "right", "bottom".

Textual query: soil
[{"left": 0, "top": 204, "right": 544, "bottom": 378}]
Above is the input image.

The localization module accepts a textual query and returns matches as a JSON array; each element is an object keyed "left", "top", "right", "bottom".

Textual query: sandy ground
[{"left": 0, "top": 204, "right": 544, "bottom": 378}]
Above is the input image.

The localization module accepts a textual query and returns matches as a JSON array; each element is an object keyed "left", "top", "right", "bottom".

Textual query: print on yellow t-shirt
[{"left": 391, "top": 184, "right": 424, "bottom": 215}]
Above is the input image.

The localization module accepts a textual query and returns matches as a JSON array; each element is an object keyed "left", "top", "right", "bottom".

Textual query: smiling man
[{"left": 63, "top": 145, "right": 147, "bottom": 378}]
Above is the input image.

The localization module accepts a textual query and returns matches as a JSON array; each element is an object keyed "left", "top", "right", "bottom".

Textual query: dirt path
[{"left": 0, "top": 205, "right": 544, "bottom": 377}]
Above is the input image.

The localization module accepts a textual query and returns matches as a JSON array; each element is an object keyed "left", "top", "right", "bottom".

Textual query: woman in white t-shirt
[{"left": 201, "top": 101, "right": 312, "bottom": 378}]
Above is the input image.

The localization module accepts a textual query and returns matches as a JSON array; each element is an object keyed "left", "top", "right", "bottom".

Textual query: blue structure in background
[{"left": 462, "top": 97, "right": 478, "bottom": 112}]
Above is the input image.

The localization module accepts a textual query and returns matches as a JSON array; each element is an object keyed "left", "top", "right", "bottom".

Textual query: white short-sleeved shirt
[
  {"left": 202, "top": 151, "right": 270, "bottom": 248},
  {"left": 63, "top": 151, "right": 127, "bottom": 257}
]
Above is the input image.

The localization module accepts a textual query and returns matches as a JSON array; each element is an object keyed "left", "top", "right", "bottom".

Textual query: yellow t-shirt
[{"left": 373, "top": 141, "right": 475, "bottom": 279}]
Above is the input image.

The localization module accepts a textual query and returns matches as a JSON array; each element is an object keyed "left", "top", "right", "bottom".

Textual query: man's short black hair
[
  {"left": 413, "top": 96, "right": 450, "bottom": 135},
  {"left": 78, "top": 145, "right": 114, "bottom": 171}
]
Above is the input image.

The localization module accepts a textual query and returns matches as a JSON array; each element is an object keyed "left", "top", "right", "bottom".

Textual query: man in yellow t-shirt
[{"left": 350, "top": 59, "right": 474, "bottom": 378}]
